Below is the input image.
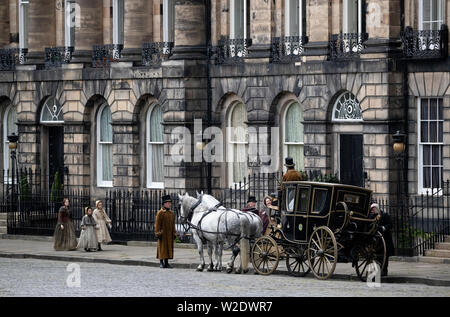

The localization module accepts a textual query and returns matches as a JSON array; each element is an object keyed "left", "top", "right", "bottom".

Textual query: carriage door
[{"left": 339, "top": 134, "right": 363, "bottom": 187}]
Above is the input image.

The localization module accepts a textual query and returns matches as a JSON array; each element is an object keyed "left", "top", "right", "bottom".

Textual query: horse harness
[{"left": 185, "top": 194, "right": 250, "bottom": 248}]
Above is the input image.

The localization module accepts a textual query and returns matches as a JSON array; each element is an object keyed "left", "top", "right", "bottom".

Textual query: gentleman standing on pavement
[
  {"left": 370, "top": 202, "right": 395, "bottom": 276},
  {"left": 281, "top": 157, "right": 303, "bottom": 190},
  {"left": 155, "top": 194, "right": 177, "bottom": 269}
]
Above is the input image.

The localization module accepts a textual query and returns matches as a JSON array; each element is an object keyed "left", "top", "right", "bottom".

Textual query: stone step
[
  {"left": 418, "top": 256, "right": 450, "bottom": 264},
  {"left": 0, "top": 213, "right": 7, "bottom": 220},
  {"left": 445, "top": 236, "right": 450, "bottom": 243},
  {"left": 0, "top": 227, "right": 7, "bottom": 234},
  {"left": 425, "top": 249, "right": 450, "bottom": 258},
  {"left": 0, "top": 219, "right": 6, "bottom": 226},
  {"left": 435, "top": 242, "right": 450, "bottom": 251}
]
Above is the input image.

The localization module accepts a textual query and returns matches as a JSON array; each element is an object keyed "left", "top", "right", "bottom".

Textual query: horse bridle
[{"left": 180, "top": 194, "right": 204, "bottom": 224}]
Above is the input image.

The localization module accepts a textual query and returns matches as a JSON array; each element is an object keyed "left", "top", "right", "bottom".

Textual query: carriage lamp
[
  {"left": 8, "top": 133, "right": 19, "bottom": 150},
  {"left": 392, "top": 130, "right": 405, "bottom": 154}
]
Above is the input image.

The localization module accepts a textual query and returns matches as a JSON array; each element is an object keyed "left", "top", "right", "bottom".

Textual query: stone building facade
[{"left": 0, "top": 0, "right": 448, "bottom": 200}]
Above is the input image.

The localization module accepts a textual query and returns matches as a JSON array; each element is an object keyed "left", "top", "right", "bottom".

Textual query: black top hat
[
  {"left": 247, "top": 195, "right": 257, "bottom": 203},
  {"left": 284, "top": 157, "right": 295, "bottom": 167},
  {"left": 162, "top": 194, "right": 172, "bottom": 204}
]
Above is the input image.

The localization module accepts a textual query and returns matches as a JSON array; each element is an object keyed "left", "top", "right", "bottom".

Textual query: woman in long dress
[
  {"left": 53, "top": 198, "right": 78, "bottom": 251},
  {"left": 93, "top": 200, "right": 112, "bottom": 251},
  {"left": 77, "top": 207, "right": 98, "bottom": 252}
]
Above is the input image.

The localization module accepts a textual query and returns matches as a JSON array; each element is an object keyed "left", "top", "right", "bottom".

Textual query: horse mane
[{"left": 201, "top": 194, "right": 221, "bottom": 208}]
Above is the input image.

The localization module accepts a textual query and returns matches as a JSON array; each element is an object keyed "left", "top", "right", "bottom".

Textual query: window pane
[
  {"left": 313, "top": 189, "right": 328, "bottom": 214},
  {"left": 7, "top": 107, "right": 18, "bottom": 136},
  {"left": 346, "top": 0, "right": 359, "bottom": 33},
  {"left": 421, "top": 122, "right": 429, "bottom": 142},
  {"left": 230, "top": 103, "right": 247, "bottom": 142},
  {"left": 285, "top": 103, "right": 303, "bottom": 143},
  {"left": 438, "top": 122, "right": 443, "bottom": 142},
  {"left": 233, "top": 143, "right": 247, "bottom": 183},
  {"left": 102, "top": 144, "right": 113, "bottom": 181},
  {"left": 234, "top": 0, "right": 245, "bottom": 39},
  {"left": 298, "top": 187, "right": 309, "bottom": 213},
  {"left": 430, "top": 122, "right": 437, "bottom": 142},
  {"left": 288, "top": 144, "right": 304, "bottom": 171},
  {"left": 150, "top": 105, "right": 163, "bottom": 143},
  {"left": 423, "top": 167, "right": 431, "bottom": 188},
  {"left": 438, "top": 98, "right": 443, "bottom": 119},
  {"left": 423, "top": 0, "right": 431, "bottom": 22},
  {"left": 152, "top": 144, "right": 164, "bottom": 183},
  {"left": 289, "top": 0, "right": 300, "bottom": 36},
  {"left": 423, "top": 145, "right": 431, "bottom": 165},
  {"left": 432, "top": 145, "right": 442, "bottom": 165},
  {"left": 432, "top": 167, "right": 441, "bottom": 188},
  {"left": 421, "top": 99, "right": 429, "bottom": 120},
  {"left": 430, "top": 98, "right": 437, "bottom": 119},
  {"left": 100, "top": 106, "right": 113, "bottom": 142}
]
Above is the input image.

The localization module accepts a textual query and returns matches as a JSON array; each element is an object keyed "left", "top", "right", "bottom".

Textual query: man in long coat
[
  {"left": 281, "top": 157, "right": 303, "bottom": 190},
  {"left": 370, "top": 203, "right": 395, "bottom": 276},
  {"left": 155, "top": 194, "right": 177, "bottom": 268}
]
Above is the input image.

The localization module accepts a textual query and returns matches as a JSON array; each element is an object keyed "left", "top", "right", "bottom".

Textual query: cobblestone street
[{"left": 1, "top": 258, "right": 449, "bottom": 297}]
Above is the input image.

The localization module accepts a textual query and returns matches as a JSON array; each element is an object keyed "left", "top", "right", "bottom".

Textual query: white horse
[{"left": 178, "top": 192, "right": 263, "bottom": 273}]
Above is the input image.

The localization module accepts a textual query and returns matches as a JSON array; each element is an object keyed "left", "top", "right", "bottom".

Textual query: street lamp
[
  {"left": 392, "top": 130, "right": 405, "bottom": 200},
  {"left": 7, "top": 132, "right": 19, "bottom": 206}
]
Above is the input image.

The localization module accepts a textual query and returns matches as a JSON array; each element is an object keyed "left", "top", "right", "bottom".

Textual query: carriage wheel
[
  {"left": 251, "top": 236, "right": 279, "bottom": 275},
  {"left": 355, "top": 232, "right": 386, "bottom": 282},
  {"left": 307, "top": 226, "right": 338, "bottom": 280},
  {"left": 286, "top": 247, "right": 310, "bottom": 277}
]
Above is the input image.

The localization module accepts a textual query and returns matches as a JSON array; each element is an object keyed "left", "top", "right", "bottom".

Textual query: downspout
[
  {"left": 400, "top": 0, "right": 409, "bottom": 200},
  {"left": 205, "top": 0, "right": 212, "bottom": 194}
]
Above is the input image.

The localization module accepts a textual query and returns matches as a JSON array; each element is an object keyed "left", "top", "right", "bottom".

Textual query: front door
[
  {"left": 339, "top": 134, "right": 363, "bottom": 187},
  {"left": 48, "top": 126, "right": 64, "bottom": 190}
]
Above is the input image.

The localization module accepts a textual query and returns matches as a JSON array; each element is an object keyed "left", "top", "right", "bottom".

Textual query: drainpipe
[
  {"left": 205, "top": 0, "right": 212, "bottom": 194},
  {"left": 400, "top": 0, "right": 409, "bottom": 200}
]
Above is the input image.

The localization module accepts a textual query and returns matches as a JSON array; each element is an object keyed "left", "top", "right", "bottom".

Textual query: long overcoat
[
  {"left": 281, "top": 168, "right": 303, "bottom": 190},
  {"left": 155, "top": 207, "right": 176, "bottom": 259}
]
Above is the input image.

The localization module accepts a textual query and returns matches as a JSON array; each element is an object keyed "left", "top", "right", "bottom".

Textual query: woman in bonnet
[{"left": 93, "top": 200, "right": 112, "bottom": 251}]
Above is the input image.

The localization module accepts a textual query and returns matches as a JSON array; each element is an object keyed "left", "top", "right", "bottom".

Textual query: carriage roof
[{"left": 281, "top": 181, "right": 373, "bottom": 220}]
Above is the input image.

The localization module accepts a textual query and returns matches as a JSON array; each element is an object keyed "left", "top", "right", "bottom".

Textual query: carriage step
[
  {"left": 435, "top": 243, "right": 450, "bottom": 251},
  {"left": 425, "top": 249, "right": 450, "bottom": 258}
]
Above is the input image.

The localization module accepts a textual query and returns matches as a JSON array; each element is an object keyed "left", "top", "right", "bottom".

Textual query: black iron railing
[
  {"left": 92, "top": 44, "right": 123, "bottom": 68},
  {"left": 142, "top": 42, "right": 173, "bottom": 67},
  {"left": 0, "top": 48, "right": 19, "bottom": 71},
  {"left": 401, "top": 25, "right": 448, "bottom": 59},
  {"left": 376, "top": 180, "right": 450, "bottom": 257},
  {"left": 215, "top": 37, "right": 252, "bottom": 65},
  {"left": 271, "top": 36, "right": 308, "bottom": 63},
  {"left": 329, "top": 33, "right": 368, "bottom": 60},
  {"left": 44, "top": 47, "right": 73, "bottom": 69}
]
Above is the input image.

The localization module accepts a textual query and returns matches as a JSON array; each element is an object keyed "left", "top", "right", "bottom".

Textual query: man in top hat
[
  {"left": 242, "top": 195, "right": 269, "bottom": 236},
  {"left": 281, "top": 157, "right": 303, "bottom": 190},
  {"left": 155, "top": 194, "right": 177, "bottom": 268},
  {"left": 369, "top": 202, "right": 394, "bottom": 276}
]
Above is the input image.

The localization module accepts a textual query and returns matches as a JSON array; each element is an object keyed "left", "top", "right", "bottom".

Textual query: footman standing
[{"left": 155, "top": 194, "right": 177, "bottom": 268}]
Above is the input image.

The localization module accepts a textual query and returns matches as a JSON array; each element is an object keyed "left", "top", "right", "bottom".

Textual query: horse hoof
[
  {"left": 226, "top": 267, "right": 232, "bottom": 274},
  {"left": 243, "top": 269, "right": 249, "bottom": 274},
  {"left": 207, "top": 267, "right": 214, "bottom": 272}
]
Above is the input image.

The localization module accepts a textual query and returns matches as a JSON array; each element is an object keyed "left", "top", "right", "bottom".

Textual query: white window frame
[
  {"left": 285, "top": 0, "right": 303, "bottom": 37},
  {"left": 419, "top": 0, "right": 445, "bottom": 31},
  {"left": 282, "top": 101, "right": 304, "bottom": 173},
  {"left": 331, "top": 91, "right": 363, "bottom": 122},
  {"left": 18, "top": 0, "right": 29, "bottom": 51},
  {"left": 3, "top": 105, "right": 17, "bottom": 182},
  {"left": 417, "top": 97, "right": 444, "bottom": 195},
  {"left": 343, "top": 0, "right": 363, "bottom": 34},
  {"left": 146, "top": 103, "right": 164, "bottom": 189},
  {"left": 40, "top": 96, "right": 64, "bottom": 125},
  {"left": 97, "top": 104, "right": 113, "bottom": 188},
  {"left": 163, "top": 0, "right": 175, "bottom": 43},
  {"left": 230, "top": 0, "right": 247, "bottom": 40},
  {"left": 227, "top": 102, "right": 248, "bottom": 187}
]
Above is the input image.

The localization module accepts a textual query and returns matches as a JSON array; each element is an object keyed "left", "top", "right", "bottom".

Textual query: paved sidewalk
[{"left": 0, "top": 234, "right": 449, "bottom": 286}]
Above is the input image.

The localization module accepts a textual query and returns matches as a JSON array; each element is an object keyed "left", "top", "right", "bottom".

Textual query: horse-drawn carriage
[{"left": 251, "top": 181, "right": 386, "bottom": 281}]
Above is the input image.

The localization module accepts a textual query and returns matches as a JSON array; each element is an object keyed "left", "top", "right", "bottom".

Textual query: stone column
[
  {"left": 103, "top": 0, "right": 112, "bottom": 45},
  {"left": 171, "top": 0, "right": 206, "bottom": 60},
  {"left": 153, "top": 0, "right": 162, "bottom": 42}
]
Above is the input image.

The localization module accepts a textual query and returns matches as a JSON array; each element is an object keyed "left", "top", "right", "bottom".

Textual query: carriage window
[
  {"left": 297, "top": 187, "right": 310, "bottom": 213},
  {"left": 285, "top": 187, "right": 296, "bottom": 213},
  {"left": 312, "top": 188, "right": 329, "bottom": 214}
]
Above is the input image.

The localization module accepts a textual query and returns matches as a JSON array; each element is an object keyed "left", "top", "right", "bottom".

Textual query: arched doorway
[
  {"left": 40, "top": 96, "right": 64, "bottom": 190},
  {"left": 331, "top": 91, "right": 364, "bottom": 187}
]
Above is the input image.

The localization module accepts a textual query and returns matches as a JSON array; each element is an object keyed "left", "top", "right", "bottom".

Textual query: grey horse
[{"left": 178, "top": 192, "right": 263, "bottom": 273}]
